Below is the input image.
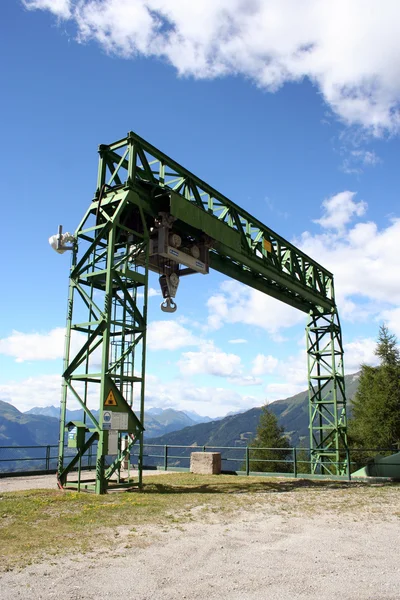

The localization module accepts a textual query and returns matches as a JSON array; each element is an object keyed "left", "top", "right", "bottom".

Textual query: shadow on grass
[{"left": 136, "top": 477, "right": 390, "bottom": 496}]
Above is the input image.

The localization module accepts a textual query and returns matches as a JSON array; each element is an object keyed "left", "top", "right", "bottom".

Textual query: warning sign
[
  {"left": 263, "top": 239, "right": 272, "bottom": 253},
  {"left": 104, "top": 390, "right": 117, "bottom": 406},
  {"left": 102, "top": 410, "right": 128, "bottom": 431},
  {"left": 102, "top": 410, "right": 112, "bottom": 430}
]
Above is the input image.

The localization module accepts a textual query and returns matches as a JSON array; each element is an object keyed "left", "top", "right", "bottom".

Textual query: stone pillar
[{"left": 190, "top": 452, "right": 221, "bottom": 475}]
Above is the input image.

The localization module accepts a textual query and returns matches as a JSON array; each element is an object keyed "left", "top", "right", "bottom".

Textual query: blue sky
[{"left": 1, "top": 0, "right": 400, "bottom": 416}]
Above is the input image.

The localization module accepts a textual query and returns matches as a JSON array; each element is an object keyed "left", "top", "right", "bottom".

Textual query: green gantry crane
[{"left": 53, "top": 131, "right": 348, "bottom": 493}]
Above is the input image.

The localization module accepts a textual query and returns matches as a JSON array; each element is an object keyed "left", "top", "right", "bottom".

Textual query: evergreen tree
[
  {"left": 348, "top": 325, "right": 400, "bottom": 453},
  {"left": 247, "top": 405, "right": 292, "bottom": 472},
  {"left": 375, "top": 323, "right": 400, "bottom": 366}
]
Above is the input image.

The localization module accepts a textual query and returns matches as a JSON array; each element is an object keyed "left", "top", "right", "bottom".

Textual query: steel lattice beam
[{"left": 94, "top": 131, "right": 335, "bottom": 314}]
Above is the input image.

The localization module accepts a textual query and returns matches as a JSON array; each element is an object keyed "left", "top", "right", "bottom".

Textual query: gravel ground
[
  {"left": 1, "top": 475, "right": 399, "bottom": 600},
  {"left": 0, "top": 470, "right": 168, "bottom": 493}
]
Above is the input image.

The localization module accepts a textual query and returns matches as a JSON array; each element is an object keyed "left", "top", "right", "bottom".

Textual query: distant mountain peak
[
  {"left": 25, "top": 406, "right": 60, "bottom": 419},
  {"left": 146, "top": 371, "right": 361, "bottom": 449}
]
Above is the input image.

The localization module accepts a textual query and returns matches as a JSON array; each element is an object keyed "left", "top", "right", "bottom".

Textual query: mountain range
[
  {"left": 0, "top": 372, "right": 360, "bottom": 472},
  {"left": 145, "top": 372, "right": 360, "bottom": 450},
  {"left": 0, "top": 404, "right": 212, "bottom": 447}
]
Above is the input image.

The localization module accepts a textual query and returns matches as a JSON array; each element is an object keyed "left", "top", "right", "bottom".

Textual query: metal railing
[
  {"left": 0, "top": 444, "right": 398, "bottom": 479},
  {"left": 136, "top": 444, "right": 399, "bottom": 479},
  {"left": 139, "top": 444, "right": 324, "bottom": 478},
  {"left": 0, "top": 445, "right": 96, "bottom": 478}
]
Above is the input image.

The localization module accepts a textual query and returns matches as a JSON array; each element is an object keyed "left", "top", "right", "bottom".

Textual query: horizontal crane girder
[{"left": 94, "top": 131, "right": 335, "bottom": 313}]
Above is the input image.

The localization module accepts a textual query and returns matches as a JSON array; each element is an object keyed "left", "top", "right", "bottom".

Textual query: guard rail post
[
  {"left": 293, "top": 447, "right": 297, "bottom": 478},
  {"left": 346, "top": 446, "right": 351, "bottom": 481},
  {"left": 45, "top": 445, "right": 51, "bottom": 472},
  {"left": 164, "top": 445, "right": 168, "bottom": 471}
]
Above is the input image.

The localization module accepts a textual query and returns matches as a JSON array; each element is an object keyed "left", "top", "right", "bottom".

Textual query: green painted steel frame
[
  {"left": 96, "top": 131, "right": 335, "bottom": 314},
  {"left": 58, "top": 131, "right": 348, "bottom": 488},
  {"left": 307, "top": 309, "right": 348, "bottom": 475},
  {"left": 58, "top": 179, "right": 150, "bottom": 493}
]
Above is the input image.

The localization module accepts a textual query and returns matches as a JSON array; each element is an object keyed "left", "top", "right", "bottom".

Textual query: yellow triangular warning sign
[
  {"left": 104, "top": 390, "right": 117, "bottom": 406},
  {"left": 263, "top": 239, "right": 272, "bottom": 253}
]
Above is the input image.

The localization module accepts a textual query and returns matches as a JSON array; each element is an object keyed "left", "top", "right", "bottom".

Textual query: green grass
[{"left": 0, "top": 474, "right": 398, "bottom": 571}]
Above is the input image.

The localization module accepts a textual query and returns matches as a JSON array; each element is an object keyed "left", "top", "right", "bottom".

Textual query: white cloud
[
  {"left": 137, "top": 287, "right": 161, "bottom": 299},
  {"left": 298, "top": 213, "right": 400, "bottom": 310},
  {"left": 0, "top": 328, "right": 67, "bottom": 362},
  {"left": 258, "top": 339, "right": 375, "bottom": 401},
  {"left": 252, "top": 354, "right": 278, "bottom": 376},
  {"left": 314, "top": 191, "right": 367, "bottom": 231},
  {"left": 148, "top": 287, "right": 161, "bottom": 297},
  {"left": 0, "top": 327, "right": 103, "bottom": 366},
  {"left": 300, "top": 196, "right": 400, "bottom": 354},
  {"left": 147, "top": 320, "right": 199, "bottom": 351},
  {"left": 343, "top": 338, "right": 378, "bottom": 371},
  {"left": 207, "top": 280, "right": 304, "bottom": 335},
  {"left": 341, "top": 148, "right": 382, "bottom": 175},
  {"left": 178, "top": 342, "right": 241, "bottom": 378},
  {"left": 0, "top": 371, "right": 263, "bottom": 417},
  {"left": 261, "top": 338, "right": 374, "bottom": 401},
  {"left": 272, "top": 350, "right": 309, "bottom": 389},
  {"left": 145, "top": 374, "right": 260, "bottom": 417},
  {"left": 0, "top": 374, "right": 110, "bottom": 413},
  {"left": 0, "top": 374, "right": 63, "bottom": 412},
  {"left": 228, "top": 375, "right": 263, "bottom": 387},
  {"left": 265, "top": 382, "right": 306, "bottom": 403},
  {"left": 353, "top": 150, "right": 381, "bottom": 167},
  {"left": 228, "top": 338, "right": 247, "bottom": 345},
  {"left": 176, "top": 341, "right": 263, "bottom": 386},
  {"left": 1, "top": 336, "right": 373, "bottom": 414},
  {"left": 24, "top": 0, "right": 400, "bottom": 134},
  {"left": 23, "top": 0, "right": 71, "bottom": 18},
  {"left": 379, "top": 308, "right": 400, "bottom": 339}
]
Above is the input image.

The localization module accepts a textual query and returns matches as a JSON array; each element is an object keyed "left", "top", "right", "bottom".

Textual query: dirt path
[
  {"left": 0, "top": 469, "right": 168, "bottom": 492},
  {"left": 1, "top": 478, "right": 399, "bottom": 600}
]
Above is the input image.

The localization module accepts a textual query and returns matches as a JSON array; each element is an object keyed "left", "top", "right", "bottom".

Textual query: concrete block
[{"left": 190, "top": 452, "right": 221, "bottom": 475}]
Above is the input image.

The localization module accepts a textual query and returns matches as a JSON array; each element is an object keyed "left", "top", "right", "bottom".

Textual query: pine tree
[
  {"left": 247, "top": 406, "right": 292, "bottom": 472},
  {"left": 375, "top": 323, "right": 400, "bottom": 366},
  {"left": 348, "top": 325, "right": 400, "bottom": 453}
]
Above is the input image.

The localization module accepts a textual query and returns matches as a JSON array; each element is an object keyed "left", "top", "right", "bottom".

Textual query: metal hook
[{"left": 160, "top": 297, "right": 177, "bottom": 313}]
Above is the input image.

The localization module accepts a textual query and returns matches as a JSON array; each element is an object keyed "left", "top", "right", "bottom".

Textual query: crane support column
[
  {"left": 57, "top": 181, "right": 149, "bottom": 493},
  {"left": 307, "top": 306, "right": 348, "bottom": 475}
]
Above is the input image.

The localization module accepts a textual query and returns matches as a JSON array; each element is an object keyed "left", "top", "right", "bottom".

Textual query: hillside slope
[
  {"left": 146, "top": 372, "right": 361, "bottom": 449},
  {"left": 0, "top": 400, "right": 59, "bottom": 446},
  {"left": 0, "top": 372, "right": 360, "bottom": 457},
  {"left": 1, "top": 403, "right": 205, "bottom": 450}
]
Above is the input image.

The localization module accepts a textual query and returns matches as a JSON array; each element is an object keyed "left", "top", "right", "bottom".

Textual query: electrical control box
[{"left": 66, "top": 421, "right": 88, "bottom": 449}]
